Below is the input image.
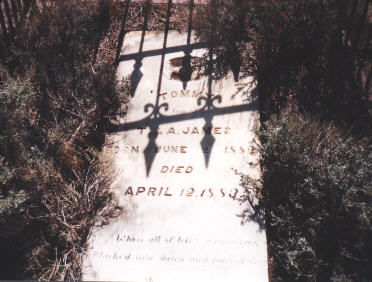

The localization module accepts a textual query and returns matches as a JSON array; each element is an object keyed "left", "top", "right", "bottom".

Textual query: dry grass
[
  {"left": 240, "top": 112, "right": 372, "bottom": 281},
  {"left": 96, "top": 1, "right": 202, "bottom": 66},
  {"left": 23, "top": 156, "right": 122, "bottom": 280},
  {"left": 0, "top": 1, "right": 208, "bottom": 280}
]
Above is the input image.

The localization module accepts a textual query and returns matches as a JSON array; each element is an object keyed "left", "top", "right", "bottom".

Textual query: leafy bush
[
  {"left": 22, "top": 160, "right": 121, "bottom": 280},
  {"left": 195, "top": 0, "right": 371, "bottom": 130},
  {"left": 0, "top": 0, "right": 130, "bottom": 280},
  {"left": 241, "top": 113, "right": 372, "bottom": 281},
  {"left": 0, "top": 77, "right": 37, "bottom": 219},
  {"left": 0, "top": 77, "right": 38, "bottom": 158},
  {"left": 195, "top": 1, "right": 372, "bottom": 280},
  {"left": 0, "top": 157, "right": 13, "bottom": 186}
]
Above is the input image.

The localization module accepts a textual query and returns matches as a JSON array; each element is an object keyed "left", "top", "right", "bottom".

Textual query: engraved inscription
[
  {"left": 160, "top": 166, "right": 193, "bottom": 173},
  {"left": 121, "top": 186, "right": 243, "bottom": 199},
  {"left": 137, "top": 126, "right": 231, "bottom": 135},
  {"left": 83, "top": 31, "right": 267, "bottom": 282}
]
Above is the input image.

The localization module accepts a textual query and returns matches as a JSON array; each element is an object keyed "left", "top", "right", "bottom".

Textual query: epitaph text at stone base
[{"left": 82, "top": 31, "right": 268, "bottom": 282}]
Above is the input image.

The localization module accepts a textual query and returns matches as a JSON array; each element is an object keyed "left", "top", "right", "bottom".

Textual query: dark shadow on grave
[
  {"left": 114, "top": 0, "right": 131, "bottom": 71},
  {"left": 114, "top": 0, "right": 259, "bottom": 177},
  {"left": 111, "top": 0, "right": 265, "bottom": 234},
  {"left": 237, "top": 180, "right": 266, "bottom": 232},
  {"left": 129, "top": 0, "right": 152, "bottom": 97},
  {"left": 142, "top": 0, "right": 173, "bottom": 176},
  {"left": 113, "top": 87, "right": 259, "bottom": 177}
]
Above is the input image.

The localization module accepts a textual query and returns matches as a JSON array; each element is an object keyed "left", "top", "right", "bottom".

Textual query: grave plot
[{"left": 82, "top": 29, "right": 268, "bottom": 282}]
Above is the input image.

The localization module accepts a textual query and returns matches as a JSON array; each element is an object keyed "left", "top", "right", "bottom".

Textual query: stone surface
[{"left": 82, "top": 31, "right": 268, "bottom": 282}]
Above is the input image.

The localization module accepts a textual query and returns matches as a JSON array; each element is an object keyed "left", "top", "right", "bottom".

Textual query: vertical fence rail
[
  {"left": 353, "top": 0, "right": 369, "bottom": 50},
  {"left": 344, "top": 0, "right": 372, "bottom": 93},
  {"left": 0, "top": 1, "right": 8, "bottom": 38},
  {"left": 0, "top": 0, "right": 42, "bottom": 64},
  {"left": 3, "top": 0, "right": 15, "bottom": 35},
  {"left": 0, "top": 0, "right": 369, "bottom": 91},
  {"left": 9, "top": 0, "right": 18, "bottom": 27},
  {"left": 114, "top": 0, "right": 131, "bottom": 71},
  {"left": 0, "top": 0, "right": 39, "bottom": 37}
]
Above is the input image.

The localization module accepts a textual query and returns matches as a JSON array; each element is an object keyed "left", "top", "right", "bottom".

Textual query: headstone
[{"left": 82, "top": 31, "right": 268, "bottom": 282}]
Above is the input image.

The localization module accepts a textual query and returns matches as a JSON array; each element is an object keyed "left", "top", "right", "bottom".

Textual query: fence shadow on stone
[{"left": 110, "top": 0, "right": 259, "bottom": 177}]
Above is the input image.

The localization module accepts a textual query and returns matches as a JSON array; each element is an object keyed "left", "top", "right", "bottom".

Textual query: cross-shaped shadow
[
  {"left": 112, "top": 0, "right": 258, "bottom": 177},
  {"left": 109, "top": 0, "right": 265, "bottom": 231}
]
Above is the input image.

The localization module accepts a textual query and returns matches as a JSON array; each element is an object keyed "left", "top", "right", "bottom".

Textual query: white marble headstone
[{"left": 82, "top": 31, "right": 268, "bottom": 282}]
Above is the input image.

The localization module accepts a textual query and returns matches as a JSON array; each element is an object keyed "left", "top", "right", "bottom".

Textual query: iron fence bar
[
  {"left": 187, "top": 0, "right": 194, "bottom": 46},
  {"left": 208, "top": 0, "right": 216, "bottom": 99},
  {"left": 353, "top": 0, "right": 370, "bottom": 52},
  {"left": 19, "top": 0, "right": 25, "bottom": 26},
  {"left": 0, "top": 1, "right": 8, "bottom": 38},
  {"left": 365, "top": 64, "right": 372, "bottom": 92},
  {"left": 15, "top": 0, "right": 21, "bottom": 28},
  {"left": 142, "top": 0, "right": 172, "bottom": 175},
  {"left": 346, "top": 0, "right": 359, "bottom": 44},
  {"left": 199, "top": 0, "right": 217, "bottom": 167},
  {"left": 9, "top": 0, "right": 18, "bottom": 27},
  {"left": 356, "top": 23, "right": 372, "bottom": 79},
  {"left": 0, "top": 0, "right": 8, "bottom": 64},
  {"left": 3, "top": 0, "right": 14, "bottom": 35},
  {"left": 21, "top": 0, "right": 32, "bottom": 25},
  {"left": 127, "top": 0, "right": 151, "bottom": 97},
  {"left": 27, "top": 0, "right": 40, "bottom": 26},
  {"left": 112, "top": 102, "right": 256, "bottom": 132},
  {"left": 16, "top": 0, "right": 21, "bottom": 12},
  {"left": 114, "top": 0, "right": 131, "bottom": 71},
  {"left": 154, "top": 0, "right": 172, "bottom": 119},
  {"left": 110, "top": 0, "right": 258, "bottom": 172},
  {"left": 139, "top": 0, "right": 151, "bottom": 54},
  {"left": 119, "top": 42, "right": 207, "bottom": 61},
  {"left": 180, "top": 0, "right": 194, "bottom": 90}
]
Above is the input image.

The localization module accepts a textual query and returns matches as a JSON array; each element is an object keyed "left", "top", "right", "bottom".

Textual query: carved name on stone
[{"left": 82, "top": 31, "right": 268, "bottom": 282}]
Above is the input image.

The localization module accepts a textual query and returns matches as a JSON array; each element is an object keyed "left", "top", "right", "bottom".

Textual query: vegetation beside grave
[
  {"left": 194, "top": 0, "right": 371, "bottom": 280},
  {"left": 194, "top": 0, "right": 371, "bottom": 130},
  {"left": 1, "top": 0, "right": 371, "bottom": 280},
  {"left": 240, "top": 113, "right": 371, "bottom": 281},
  {"left": 0, "top": 0, "right": 130, "bottom": 279},
  {"left": 0, "top": 0, "right": 195, "bottom": 279}
]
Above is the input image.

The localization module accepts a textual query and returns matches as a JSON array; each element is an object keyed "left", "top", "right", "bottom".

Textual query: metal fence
[
  {"left": 1, "top": 0, "right": 371, "bottom": 93},
  {"left": 342, "top": 0, "right": 371, "bottom": 93},
  {"left": 0, "top": 0, "right": 42, "bottom": 38}
]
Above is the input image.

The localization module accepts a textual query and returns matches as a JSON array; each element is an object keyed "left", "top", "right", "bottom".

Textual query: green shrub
[
  {"left": 0, "top": 0, "right": 130, "bottom": 279},
  {"left": 0, "top": 188, "right": 26, "bottom": 216},
  {"left": 195, "top": 0, "right": 371, "bottom": 130},
  {"left": 241, "top": 113, "right": 371, "bottom": 281},
  {"left": 0, "top": 77, "right": 37, "bottom": 217},
  {"left": 0, "top": 78, "right": 38, "bottom": 158}
]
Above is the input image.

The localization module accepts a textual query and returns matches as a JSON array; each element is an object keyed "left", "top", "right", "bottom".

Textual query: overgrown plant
[
  {"left": 194, "top": 0, "right": 371, "bottom": 131},
  {"left": 240, "top": 113, "right": 371, "bottom": 281},
  {"left": 0, "top": 0, "right": 130, "bottom": 280},
  {"left": 23, "top": 160, "right": 121, "bottom": 280}
]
